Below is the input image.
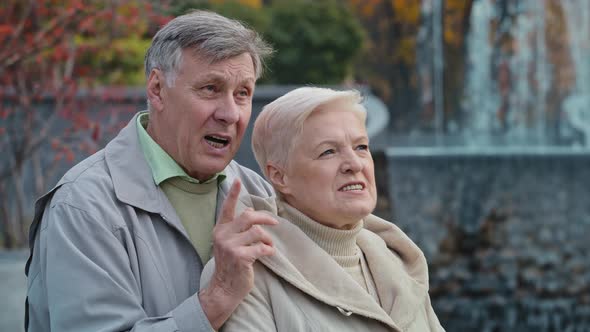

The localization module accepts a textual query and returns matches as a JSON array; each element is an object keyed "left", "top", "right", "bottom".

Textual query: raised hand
[{"left": 199, "top": 179, "right": 278, "bottom": 329}]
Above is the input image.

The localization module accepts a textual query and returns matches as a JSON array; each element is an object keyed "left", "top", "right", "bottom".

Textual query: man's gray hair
[{"left": 144, "top": 10, "right": 273, "bottom": 86}]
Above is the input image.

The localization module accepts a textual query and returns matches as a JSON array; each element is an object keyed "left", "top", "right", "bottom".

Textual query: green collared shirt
[
  {"left": 136, "top": 112, "right": 225, "bottom": 185},
  {"left": 136, "top": 112, "right": 223, "bottom": 263}
]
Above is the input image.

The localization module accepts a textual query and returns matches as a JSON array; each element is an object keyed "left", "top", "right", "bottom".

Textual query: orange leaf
[
  {"left": 66, "top": 149, "right": 74, "bottom": 163},
  {"left": 0, "top": 25, "right": 13, "bottom": 36}
]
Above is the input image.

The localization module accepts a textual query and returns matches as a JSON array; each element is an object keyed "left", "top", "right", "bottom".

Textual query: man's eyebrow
[
  {"left": 194, "top": 73, "right": 225, "bottom": 83},
  {"left": 240, "top": 77, "right": 256, "bottom": 85},
  {"left": 193, "top": 74, "right": 255, "bottom": 86}
]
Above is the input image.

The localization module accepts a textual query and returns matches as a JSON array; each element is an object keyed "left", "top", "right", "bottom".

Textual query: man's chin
[{"left": 189, "top": 159, "right": 231, "bottom": 181}]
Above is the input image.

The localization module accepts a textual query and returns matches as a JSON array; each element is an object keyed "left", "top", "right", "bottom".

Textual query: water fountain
[
  {"left": 415, "top": 0, "right": 590, "bottom": 148},
  {"left": 463, "top": 0, "right": 499, "bottom": 144},
  {"left": 562, "top": 0, "right": 590, "bottom": 147},
  {"left": 387, "top": 1, "right": 590, "bottom": 330}
]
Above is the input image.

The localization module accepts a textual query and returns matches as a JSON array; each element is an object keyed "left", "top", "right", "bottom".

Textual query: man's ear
[
  {"left": 147, "top": 69, "right": 165, "bottom": 112},
  {"left": 267, "top": 163, "right": 290, "bottom": 195}
]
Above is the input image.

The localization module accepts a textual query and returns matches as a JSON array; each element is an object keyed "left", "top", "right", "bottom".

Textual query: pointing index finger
[{"left": 219, "top": 179, "right": 241, "bottom": 224}]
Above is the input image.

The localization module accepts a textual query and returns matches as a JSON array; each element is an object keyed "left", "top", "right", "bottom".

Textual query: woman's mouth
[{"left": 339, "top": 183, "right": 365, "bottom": 192}]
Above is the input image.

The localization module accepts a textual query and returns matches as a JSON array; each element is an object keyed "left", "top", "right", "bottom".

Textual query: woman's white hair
[{"left": 252, "top": 87, "right": 367, "bottom": 179}]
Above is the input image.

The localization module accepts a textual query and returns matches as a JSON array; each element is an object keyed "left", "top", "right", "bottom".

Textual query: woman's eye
[
  {"left": 356, "top": 144, "right": 369, "bottom": 151},
  {"left": 319, "top": 149, "right": 335, "bottom": 157}
]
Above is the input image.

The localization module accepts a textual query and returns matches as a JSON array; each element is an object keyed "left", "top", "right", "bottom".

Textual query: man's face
[{"left": 150, "top": 51, "right": 256, "bottom": 181}]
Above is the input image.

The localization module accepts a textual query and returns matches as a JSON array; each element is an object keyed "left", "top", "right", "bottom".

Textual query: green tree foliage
[
  {"left": 82, "top": 0, "right": 365, "bottom": 85},
  {"left": 264, "top": 0, "right": 364, "bottom": 84},
  {"left": 167, "top": 0, "right": 365, "bottom": 84},
  {"left": 75, "top": 2, "right": 171, "bottom": 86},
  {"left": 168, "top": 0, "right": 270, "bottom": 33},
  {"left": 78, "top": 36, "right": 153, "bottom": 86}
]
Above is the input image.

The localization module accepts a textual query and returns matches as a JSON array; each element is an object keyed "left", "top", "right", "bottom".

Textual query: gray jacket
[{"left": 25, "top": 113, "right": 274, "bottom": 331}]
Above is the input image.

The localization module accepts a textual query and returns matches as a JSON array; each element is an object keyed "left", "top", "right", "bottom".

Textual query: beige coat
[{"left": 201, "top": 197, "right": 445, "bottom": 332}]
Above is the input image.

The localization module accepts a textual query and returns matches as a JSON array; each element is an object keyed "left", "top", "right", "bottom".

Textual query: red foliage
[
  {"left": 91, "top": 123, "right": 101, "bottom": 142},
  {"left": 0, "top": 0, "right": 171, "bottom": 215},
  {"left": 50, "top": 138, "right": 60, "bottom": 150},
  {"left": 0, "top": 25, "right": 12, "bottom": 35}
]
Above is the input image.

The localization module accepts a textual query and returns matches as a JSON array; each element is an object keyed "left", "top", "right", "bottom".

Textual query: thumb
[{"left": 218, "top": 179, "right": 241, "bottom": 224}]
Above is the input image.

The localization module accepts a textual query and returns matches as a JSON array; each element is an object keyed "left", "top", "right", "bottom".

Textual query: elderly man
[{"left": 25, "top": 10, "right": 277, "bottom": 331}]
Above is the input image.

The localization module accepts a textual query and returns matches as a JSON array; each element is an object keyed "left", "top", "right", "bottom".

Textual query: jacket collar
[
  {"left": 215, "top": 163, "right": 252, "bottom": 219},
  {"left": 105, "top": 113, "right": 252, "bottom": 228},
  {"left": 253, "top": 197, "right": 428, "bottom": 331},
  {"left": 358, "top": 215, "right": 429, "bottom": 329},
  {"left": 105, "top": 112, "right": 163, "bottom": 214},
  {"left": 28, "top": 112, "right": 254, "bottom": 273}
]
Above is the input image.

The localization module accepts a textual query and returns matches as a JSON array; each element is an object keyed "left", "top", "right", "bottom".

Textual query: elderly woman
[{"left": 201, "top": 87, "right": 445, "bottom": 331}]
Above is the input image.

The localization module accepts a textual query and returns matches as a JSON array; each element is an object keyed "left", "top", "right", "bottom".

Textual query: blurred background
[{"left": 1, "top": 0, "right": 589, "bottom": 331}]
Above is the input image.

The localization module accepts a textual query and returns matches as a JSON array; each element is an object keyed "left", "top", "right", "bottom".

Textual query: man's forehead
[
  {"left": 183, "top": 51, "right": 255, "bottom": 82},
  {"left": 192, "top": 72, "right": 255, "bottom": 88}
]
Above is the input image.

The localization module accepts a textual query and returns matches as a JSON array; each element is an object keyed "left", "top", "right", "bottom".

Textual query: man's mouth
[
  {"left": 205, "top": 135, "right": 230, "bottom": 148},
  {"left": 339, "top": 183, "right": 365, "bottom": 192}
]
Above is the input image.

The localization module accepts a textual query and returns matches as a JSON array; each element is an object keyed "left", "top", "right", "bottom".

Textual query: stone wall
[{"left": 381, "top": 147, "right": 590, "bottom": 331}]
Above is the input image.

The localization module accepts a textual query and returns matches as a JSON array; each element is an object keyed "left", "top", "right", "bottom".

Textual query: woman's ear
[
  {"left": 267, "top": 163, "right": 290, "bottom": 195},
  {"left": 147, "top": 69, "right": 165, "bottom": 112}
]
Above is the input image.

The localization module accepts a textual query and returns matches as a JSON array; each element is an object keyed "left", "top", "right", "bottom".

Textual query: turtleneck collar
[{"left": 277, "top": 199, "right": 363, "bottom": 267}]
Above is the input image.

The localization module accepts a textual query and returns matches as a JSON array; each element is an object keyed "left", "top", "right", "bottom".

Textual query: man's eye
[
  {"left": 319, "top": 149, "right": 335, "bottom": 157},
  {"left": 202, "top": 85, "right": 217, "bottom": 92},
  {"left": 237, "top": 89, "right": 250, "bottom": 98},
  {"left": 356, "top": 144, "right": 369, "bottom": 151}
]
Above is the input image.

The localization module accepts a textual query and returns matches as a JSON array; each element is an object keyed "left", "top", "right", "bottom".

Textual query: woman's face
[{"left": 278, "top": 104, "right": 377, "bottom": 229}]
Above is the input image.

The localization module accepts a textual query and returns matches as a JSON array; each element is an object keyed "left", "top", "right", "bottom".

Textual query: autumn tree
[
  {"left": 0, "top": 0, "right": 170, "bottom": 248},
  {"left": 348, "top": 0, "right": 474, "bottom": 135}
]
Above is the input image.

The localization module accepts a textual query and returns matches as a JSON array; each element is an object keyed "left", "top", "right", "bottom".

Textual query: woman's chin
[
  {"left": 348, "top": 201, "right": 376, "bottom": 218},
  {"left": 336, "top": 208, "right": 373, "bottom": 226}
]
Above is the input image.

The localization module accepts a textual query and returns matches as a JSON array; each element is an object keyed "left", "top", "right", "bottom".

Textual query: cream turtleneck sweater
[{"left": 277, "top": 200, "right": 380, "bottom": 304}]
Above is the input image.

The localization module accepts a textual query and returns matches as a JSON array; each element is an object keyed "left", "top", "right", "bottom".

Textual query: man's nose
[{"left": 215, "top": 94, "right": 240, "bottom": 124}]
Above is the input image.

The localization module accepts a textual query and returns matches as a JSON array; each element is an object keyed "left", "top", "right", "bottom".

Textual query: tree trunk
[
  {"left": 13, "top": 166, "right": 28, "bottom": 247},
  {"left": 0, "top": 181, "right": 16, "bottom": 248},
  {"left": 32, "top": 150, "right": 46, "bottom": 198}
]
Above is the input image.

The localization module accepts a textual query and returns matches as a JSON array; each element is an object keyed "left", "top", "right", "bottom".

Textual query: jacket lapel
[
  {"left": 104, "top": 113, "right": 193, "bottom": 240},
  {"left": 255, "top": 200, "right": 400, "bottom": 331},
  {"left": 105, "top": 113, "right": 162, "bottom": 214},
  {"left": 359, "top": 215, "right": 430, "bottom": 329},
  {"left": 215, "top": 167, "right": 254, "bottom": 221},
  {"left": 251, "top": 196, "right": 432, "bottom": 331}
]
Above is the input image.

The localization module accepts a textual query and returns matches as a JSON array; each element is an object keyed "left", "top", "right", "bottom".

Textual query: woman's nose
[{"left": 340, "top": 152, "right": 363, "bottom": 173}]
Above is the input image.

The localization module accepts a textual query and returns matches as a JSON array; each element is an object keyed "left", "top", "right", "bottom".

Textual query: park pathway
[{"left": 0, "top": 250, "right": 27, "bottom": 332}]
